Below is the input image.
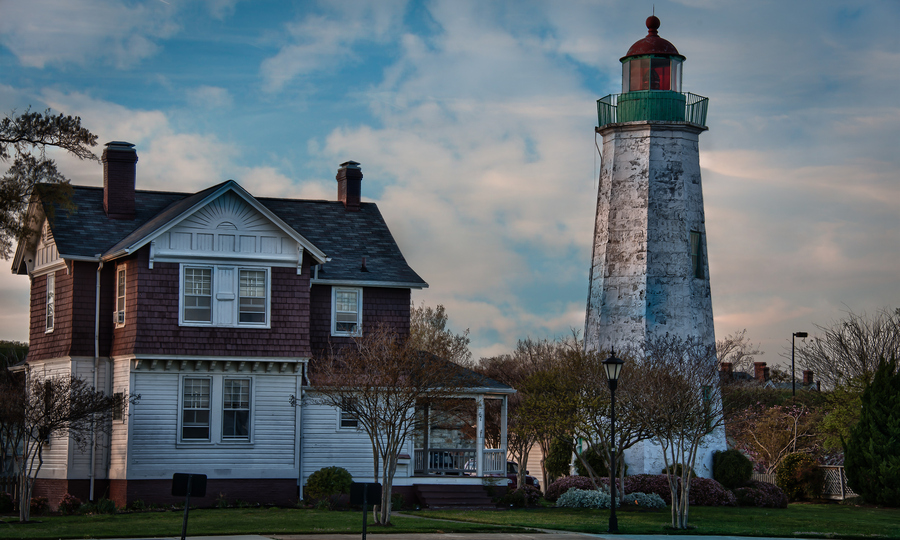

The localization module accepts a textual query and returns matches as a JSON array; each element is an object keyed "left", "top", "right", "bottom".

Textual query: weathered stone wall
[{"left": 585, "top": 121, "right": 714, "bottom": 354}]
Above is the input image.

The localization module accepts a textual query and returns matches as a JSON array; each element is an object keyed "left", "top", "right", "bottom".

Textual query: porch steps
[{"left": 413, "top": 484, "right": 496, "bottom": 509}]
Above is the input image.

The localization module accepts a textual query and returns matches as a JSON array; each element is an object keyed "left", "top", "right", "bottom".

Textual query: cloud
[
  {"left": 0, "top": 0, "right": 179, "bottom": 68},
  {"left": 186, "top": 86, "right": 233, "bottom": 109},
  {"left": 259, "top": 0, "right": 408, "bottom": 92}
]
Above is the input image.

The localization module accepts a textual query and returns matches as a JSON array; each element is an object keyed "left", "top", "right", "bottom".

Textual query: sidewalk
[{"left": 106, "top": 534, "right": 803, "bottom": 540}]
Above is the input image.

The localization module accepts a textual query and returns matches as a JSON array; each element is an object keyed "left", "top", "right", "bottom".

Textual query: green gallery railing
[{"left": 597, "top": 91, "right": 708, "bottom": 128}]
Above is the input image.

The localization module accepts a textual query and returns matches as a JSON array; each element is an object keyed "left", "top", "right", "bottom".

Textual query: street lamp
[
  {"left": 603, "top": 353, "right": 624, "bottom": 533},
  {"left": 792, "top": 332, "right": 808, "bottom": 396}
]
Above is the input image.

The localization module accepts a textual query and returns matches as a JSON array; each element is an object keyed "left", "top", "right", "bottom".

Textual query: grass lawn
[
  {"left": 414, "top": 503, "right": 900, "bottom": 539},
  {"left": 1, "top": 503, "right": 899, "bottom": 539},
  {"left": 0, "top": 507, "right": 529, "bottom": 539}
]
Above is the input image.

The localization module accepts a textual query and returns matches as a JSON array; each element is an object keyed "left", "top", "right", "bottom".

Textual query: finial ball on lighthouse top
[{"left": 620, "top": 15, "right": 685, "bottom": 93}]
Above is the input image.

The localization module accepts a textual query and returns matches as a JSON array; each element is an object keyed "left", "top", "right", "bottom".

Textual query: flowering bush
[
  {"left": 545, "top": 476, "right": 597, "bottom": 502},
  {"left": 498, "top": 485, "right": 541, "bottom": 507},
  {"left": 58, "top": 493, "right": 82, "bottom": 515},
  {"left": 30, "top": 496, "right": 49, "bottom": 515},
  {"left": 733, "top": 480, "right": 788, "bottom": 508},
  {"left": 621, "top": 474, "right": 736, "bottom": 506},
  {"left": 620, "top": 491, "right": 667, "bottom": 510},
  {"left": 556, "top": 489, "right": 618, "bottom": 509}
]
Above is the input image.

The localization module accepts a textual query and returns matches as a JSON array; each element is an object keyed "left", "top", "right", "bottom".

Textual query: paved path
[{"left": 105, "top": 535, "right": 803, "bottom": 540}]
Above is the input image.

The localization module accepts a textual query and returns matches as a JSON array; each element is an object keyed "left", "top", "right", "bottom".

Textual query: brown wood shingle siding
[{"left": 308, "top": 284, "right": 410, "bottom": 357}]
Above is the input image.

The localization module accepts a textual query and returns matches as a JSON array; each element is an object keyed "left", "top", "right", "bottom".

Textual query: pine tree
[{"left": 843, "top": 356, "right": 900, "bottom": 506}]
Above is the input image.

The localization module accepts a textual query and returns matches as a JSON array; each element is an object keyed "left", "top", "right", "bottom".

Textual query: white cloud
[
  {"left": 259, "top": 0, "right": 408, "bottom": 92},
  {"left": 186, "top": 86, "right": 233, "bottom": 109},
  {"left": 0, "top": 0, "right": 179, "bottom": 68}
]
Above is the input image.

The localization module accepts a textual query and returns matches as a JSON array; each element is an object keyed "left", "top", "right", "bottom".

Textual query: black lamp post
[
  {"left": 603, "top": 353, "right": 624, "bottom": 533},
  {"left": 791, "top": 332, "right": 808, "bottom": 396}
]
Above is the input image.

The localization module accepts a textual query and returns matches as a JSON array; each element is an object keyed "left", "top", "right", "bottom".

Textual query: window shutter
[{"left": 215, "top": 266, "right": 236, "bottom": 325}]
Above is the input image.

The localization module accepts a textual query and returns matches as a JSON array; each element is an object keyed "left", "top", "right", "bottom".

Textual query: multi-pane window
[
  {"left": 183, "top": 268, "right": 212, "bottom": 322},
  {"left": 340, "top": 397, "right": 359, "bottom": 429},
  {"left": 333, "top": 288, "right": 361, "bottom": 335},
  {"left": 690, "top": 231, "right": 703, "bottom": 279},
  {"left": 223, "top": 379, "right": 250, "bottom": 439},
  {"left": 239, "top": 270, "right": 266, "bottom": 324},
  {"left": 45, "top": 273, "right": 55, "bottom": 332},
  {"left": 116, "top": 267, "right": 126, "bottom": 326},
  {"left": 182, "top": 378, "right": 211, "bottom": 440}
]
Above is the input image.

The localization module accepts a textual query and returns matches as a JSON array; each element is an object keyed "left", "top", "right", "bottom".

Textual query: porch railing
[
  {"left": 414, "top": 448, "right": 475, "bottom": 475},
  {"left": 483, "top": 449, "right": 505, "bottom": 474}
]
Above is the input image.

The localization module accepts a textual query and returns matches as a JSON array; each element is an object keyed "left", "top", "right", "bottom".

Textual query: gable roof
[{"left": 19, "top": 182, "right": 427, "bottom": 288}]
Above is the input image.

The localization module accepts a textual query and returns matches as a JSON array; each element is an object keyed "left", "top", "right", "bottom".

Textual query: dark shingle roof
[{"left": 48, "top": 184, "right": 426, "bottom": 287}]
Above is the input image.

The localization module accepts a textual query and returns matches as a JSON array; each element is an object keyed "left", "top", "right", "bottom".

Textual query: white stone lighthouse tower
[{"left": 585, "top": 15, "right": 715, "bottom": 355}]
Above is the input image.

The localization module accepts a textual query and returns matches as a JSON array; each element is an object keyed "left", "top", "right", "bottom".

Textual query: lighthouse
[{"left": 585, "top": 15, "right": 715, "bottom": 355}]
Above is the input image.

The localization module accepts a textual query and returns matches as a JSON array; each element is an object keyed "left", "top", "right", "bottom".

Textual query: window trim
[
  {"left": 115, "top": 266, "right": 126, "bottom": 327},
  {"left": 690, "top": 230, "right": 704, "bottom": 279},
  {"left": 45, "top": 272, "right": 55, "bottom": 333},
  {"left": 180, "top": 377, "right": 212, "bottom": 442},
  {"left": 331, "top": 287, "right": 362, "bottom": 337},
  {"left": 338, "top": 397, "right": 359, "bottom": 430},
  {"left": 222, "top": 378, "right": 252, "bottom": 441},
  {"left": 179, "top": 264, "right": 271, "bottom": 328}
]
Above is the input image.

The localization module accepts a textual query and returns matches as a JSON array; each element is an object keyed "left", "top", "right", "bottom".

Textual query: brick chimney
[
  {"left": 754, "top": 362, "right": 767, "bottom": 382},
  {"left": 102, "top": 141, "right": 137, "bottom": 219},
  {"left": 803, "top": 370, "right": 814, "bottom": 386},
  {"left": 336, "top": 161, "right": 362, "bottom": 211},
  {"left": 719, "top": 362, "right": 733, "bottom": 384}
]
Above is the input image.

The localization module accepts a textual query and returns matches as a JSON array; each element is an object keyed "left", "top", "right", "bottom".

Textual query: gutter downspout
[{"left": 90, "top": 260, "right": 103, "bottom": 501}]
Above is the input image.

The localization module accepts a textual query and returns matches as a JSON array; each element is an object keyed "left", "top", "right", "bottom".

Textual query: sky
[{"left": 1, "top": 0, "right": 898, "bottom": 368}]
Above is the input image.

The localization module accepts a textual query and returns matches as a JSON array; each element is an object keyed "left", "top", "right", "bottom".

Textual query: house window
[
  {"left": 690, "top": 231, "right": 704, "bottom": 279},
  {"left": 339, "top": 397, "right": 359, "bottom": 429},
  {"left": 181, "top": 265, "right": 270, "bottom": 327},
  {"left": 182, "top": 378, "right": 211, "bottom": 440},
  {"left": 239, "top": 270, "right": 266, "bottom": 324},
  {"left": 115, "top": 267, "right": 126, "bottom": 326},
  {"left": 183, "top": 267, "right": 212, "bottom": 323},
  {"left": 45, "top": 272, "right": 55, "bottom": 332},
  {"left": 332, "top": 287, "right": 362, "bottom": 336},
  {"left": 223, "top": 379, "right": 250, "bottom": 440},
  {"left": 112, "top": 392, "right": 125, "bottom": 421}
]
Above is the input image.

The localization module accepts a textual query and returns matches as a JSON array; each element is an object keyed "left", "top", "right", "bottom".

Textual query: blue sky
[{"left": 1, "top": 0, "right": 898, "bottom": 366}]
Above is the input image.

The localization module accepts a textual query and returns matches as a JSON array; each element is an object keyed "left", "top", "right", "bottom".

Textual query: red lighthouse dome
[{"left": 620, "top": 16, "right": 684, "bottom": 93}]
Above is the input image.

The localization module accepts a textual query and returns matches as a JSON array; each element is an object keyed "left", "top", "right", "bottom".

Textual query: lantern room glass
[{"left": 622, "top": 57, "right": 682, "bottom": 92}]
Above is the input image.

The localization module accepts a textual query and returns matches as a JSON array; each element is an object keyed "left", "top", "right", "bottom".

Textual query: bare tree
[
  {"left": 19, "top": 371, "right": 117, "bottom": 522},
  {"left": 632, "top": 335, "right": 723, "bottom": 530},
  {"left": 308, "top": 324, "right": 471, "bottom": 525},
  {"left": 716, "top": 329, "right": 762, "bottom": 373},
  {"left": 409, "top": 302, "right": 473, "bottom": 368},
  {"left": 1, "top": 108, "right": 99, "bottom": 258},
  {"left": 796, "top": 308, "right": 900, "bottom": 390},
  {"left": 569, "top": 344, "right": 653, "bottom": 500}
]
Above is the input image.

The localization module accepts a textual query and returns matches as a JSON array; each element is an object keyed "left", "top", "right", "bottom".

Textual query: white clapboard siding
[
  {"left": 32, "top": 360, "right": 73, "bottom": 480},
  {"left": 300, "top": 398, "right": 416, "bottom": 485},
  {"left": 67, "top": 358, "right": 110, "bottom": 478},
  {"left": 109, "top": 358, "right": 132, "bottom": 479},
  {"left": 127, "top": 371, "right": 299, "bottom": 480}
]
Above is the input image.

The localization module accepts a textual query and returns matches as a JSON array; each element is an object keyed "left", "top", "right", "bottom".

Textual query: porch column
[
  {"left": 500, "top": 395, "right": 508, "bottom": 466},
  {"left": 476, "top": 395, "right": 485, "bottom": 477}
]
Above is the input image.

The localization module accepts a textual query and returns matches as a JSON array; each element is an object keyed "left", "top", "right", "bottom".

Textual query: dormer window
[{"left": 180, "top": 265, "right": 270, "bottom": 328}]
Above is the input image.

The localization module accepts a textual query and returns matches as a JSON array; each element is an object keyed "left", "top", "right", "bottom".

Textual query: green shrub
[
  {"left": 128, "top": 499, "right": 147, "bottom": 512},
  {"left": 713, "top": 449, "right": 753, "bottom": 488},
  {"left": 661, "top": 463, "right": 696, "bottom": 478},
  {"left": 776, "top": 453, "right": 823, "bottom": 501},
  {"left": 498, "top": 485, "right": 541, "bottom": 508},
  {"left": 545, "top": 437, "right": 574, "bottom": 479},
  {"left": 621, "top": 491, "right": 666, "bottom": 510},
  {"left": 843, "top": 356, "right": 900, "bottom": 507},
  {"left": 305, "top": 466, "right": 353, "bottom": 502},
  {"left": 391, "top": 492, "right": 405, "bottom": 510},
  {"left": 575, "top": 446, "right": 627, "bottom": 478}
]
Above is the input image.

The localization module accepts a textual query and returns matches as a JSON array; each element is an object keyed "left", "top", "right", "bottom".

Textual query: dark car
[{"left": 507, "top": 461, "right": 540, "bottom": 489}]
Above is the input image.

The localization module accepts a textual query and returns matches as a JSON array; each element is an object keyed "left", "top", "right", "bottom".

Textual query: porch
[{"left": 412, "top": 394, "right": 508, "bottom": 479}]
